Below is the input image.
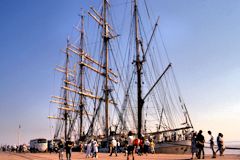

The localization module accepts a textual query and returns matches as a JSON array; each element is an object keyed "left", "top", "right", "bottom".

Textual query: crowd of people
[
  {"left": 84, "top": 131, "right": 156, "bottom": 160},
  {"left": 0, "top": 144, "right": 28, "bottom": 153},
  {"left": 0, "top": 133, "right": 155, "bottom": 160},
  {"left": 85, "top": 138, "right": 99, "bottom": 158},
  {"left": 125, "top": 131, "right": 155, "bottom": 160},
  {"left": 1, "top": 130, "right": 228, "bottom": 160},
  {"left": 46, "top": 130, "right": 227, "bottom": 160},
  {"left": 191, "top": 130, "right": 225, "bottom": 159},
  {"left": 53, "top": 138, "right": 74, "bottom": 160}
]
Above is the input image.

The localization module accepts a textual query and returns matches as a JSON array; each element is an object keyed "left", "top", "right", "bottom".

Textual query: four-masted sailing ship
[{"left": 49, "top": 0, "right": 193, "bottom": 153}]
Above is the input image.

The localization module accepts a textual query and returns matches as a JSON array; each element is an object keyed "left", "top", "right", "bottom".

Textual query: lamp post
[{"left": 18, "top": 124, "right": 21, "bottom": 146}]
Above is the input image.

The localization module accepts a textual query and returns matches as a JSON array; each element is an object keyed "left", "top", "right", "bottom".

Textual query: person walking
[
  {"left": 196, "top": 130, "right": 205, "bottom": 159},
  {"left": 219, "top": 133, "right": 225, "bottom": 156},
  {"left": 191, "top": 132, "right": 197, "bottom": 159},
  {"left": 138, "top": 136, "right": 144, "bottom": 156},
  {"left": 124, "top": 138, "right": 128, "bottom": 156},
  {"left": 117, "top": 140, "right": 121, "bottom": 153},
  {"left": 208, "top": 131, "right": 216, "bottom": 158},
  {"left": 149, "top": 139, "right": 155, "bottom": 154},
  {"left": 58, "top": 139, "right": 64, "bottom": 160},
  {"left": 49, "top": 140, "right": 53, "bottom": 154},
  {"left": 215, "top": 133, "right": 221, "bottom": 155},
  {"left": 144, "top": 138, "right": 150, "bottom": 155},
  {"left": 133, "top": 138, "right": 140, "bottom": 155},
  {"left": 85, "top": 140, "right": 92, "bottom": 158},
  {"left": 79, "top": 143, "right": 83, "bottom": 152},
  {"left": 65, "top": 138, "right": 74, "bottom": 160},
  {"left": 92, "top": 139, "right": 98, "bottom": 158},
  {"left": 127, "top": 131, "right": 135, "bottom": 160},
  {"left": 109, "top": 138, "right": 113, "bottom": 156},
  {"left": 109, "top": 137, "right": 117, "bottom": 156}
]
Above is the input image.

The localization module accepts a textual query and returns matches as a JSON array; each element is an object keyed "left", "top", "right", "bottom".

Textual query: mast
[
  {"left": 49, "top": 1, "right": 119, "bottom": 141},
  {"left": 64, "top": 38, "right": 70, "bottom": 141},
  {"left": 103, "top": 0, "right": 110, "bottom": 139},
  {"left": 134, "top": 0, "right": 144, "bottom": 138},
  {"left": 79, "top": 15, "right": 84, "bottom": 139},
  {"left": 86, "top": 1, "right": 119, "bottom": 139}
]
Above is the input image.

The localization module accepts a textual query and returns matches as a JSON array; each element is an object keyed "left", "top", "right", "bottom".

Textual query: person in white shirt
[
  {"left": 144, "top": 138, "right": 150, "bottom": 155},
  {"left": 127, "top": 131, "right": 135, "bottom": 160},
  {"left": 109, "top": 137, "right": 117, "bottom": 156},
  {"left": 92, "top": 139, "right": 98, "bottom": 158},
  {"left": 208, "top": 131, "right": 216, "bottom": 158}
]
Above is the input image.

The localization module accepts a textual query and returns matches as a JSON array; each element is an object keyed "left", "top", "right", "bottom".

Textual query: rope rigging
[{"left": 49, "top": 0, "right": 193, "bottom": 142}]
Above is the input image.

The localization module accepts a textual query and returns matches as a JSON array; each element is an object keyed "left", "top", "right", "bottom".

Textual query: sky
[{"left": 0, "top": 0, "right": 240, "bottom": 145}]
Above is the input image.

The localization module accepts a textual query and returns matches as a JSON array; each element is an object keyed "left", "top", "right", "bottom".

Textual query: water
[
  {"left": 204, "top": 141, "right": 240, "bottom": 155},
  {"left": 225, "top": 141, "right": 240, "bottom": 149}
]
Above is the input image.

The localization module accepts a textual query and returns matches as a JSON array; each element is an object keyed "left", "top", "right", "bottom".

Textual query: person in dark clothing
[
  {"left": 65, "top": 138, "right": 74, "bottom": 160},
  {"left": 191, "top": 132, "right": 197, "bottom": 159},
  {"left": 216, "top": 133, "right": 225, "bottom": 156},
  {"left": 143, "top": 138, "right": 150, "bottom": 155},
  {"left": 196, "top": 130, "right": 205, "bottom": 159},
  {"left": 58, "top": 139, "right": 64, "bottom": 160},
  {"left": 138, "top": 136, "right": 144, "bottom": 156},
  {"left": 124, "top": 138, "right": 128, "bottom": 156}
]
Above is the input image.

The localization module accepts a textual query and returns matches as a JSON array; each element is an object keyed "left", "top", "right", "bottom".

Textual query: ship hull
[{"left": 155, "top": 140, "right": 191, "bottom": 154}]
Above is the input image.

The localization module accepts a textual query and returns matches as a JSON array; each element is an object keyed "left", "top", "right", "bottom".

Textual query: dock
[{"left": 0, "top": 152, "right": 239, "bottom": 160}]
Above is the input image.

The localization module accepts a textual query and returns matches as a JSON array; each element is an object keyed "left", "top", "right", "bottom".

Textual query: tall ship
[{"left": 48, "top": 0, "right": 193, "bottom": 154}]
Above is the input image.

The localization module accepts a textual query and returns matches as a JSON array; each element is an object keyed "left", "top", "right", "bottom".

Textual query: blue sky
[{"left": 1, "top": 0, "right": 240, "bottom": 145}]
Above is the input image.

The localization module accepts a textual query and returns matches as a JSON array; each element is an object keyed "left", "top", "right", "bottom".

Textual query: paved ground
[{"left": 0, "top": 152, "right": 239, "bottom": 160}]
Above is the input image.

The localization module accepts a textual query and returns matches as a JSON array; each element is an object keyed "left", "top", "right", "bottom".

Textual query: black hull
[{"left": 155, "top": 140, "right": 191, "bottom": 154}]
